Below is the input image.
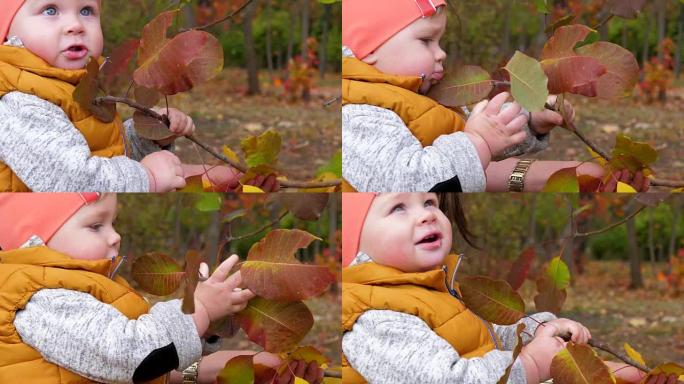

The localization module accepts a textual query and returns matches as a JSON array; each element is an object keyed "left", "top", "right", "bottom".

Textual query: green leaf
[
  {"left": 131, "top": 252, "right": 184, "bottom": 296},
  {"left": 241, "top": 229, "right": 335, "bottom": 301},
  {"left": 241, "top": 129, "right": 282, "bottom": 168},
  {"left": 216, "top": 354, "right": 254, "bottom": 384},
  {"left": 543, "top": 167, "right": 580, "bottom": 193},
  {"left": 504, "top": 51, "right": 549, "bottom": 112},
  {"left": 316, "top": 151, "right": 342, "bottom": 178},
  {"left": 427, "top": 65, "right": 494, "bottom": 107},
  {"left": 236, "top": 297, "right": 314, "bottom": 353},
  {"left": 195, "top": 193, "right": 222, "bottom": 212},
  {"left": 610, "top": 134, "right": 658, "bottom": 174},
  {"left": 533, "top": 0, "right": 549, "bottom": 13},
  {"left": 459, "top": 276, "right": 525, "bottom": 325},
  {"left": 550, "top": 343, "right": 614, "bottom": 384},
  {"left": 546, "top": 256, "right": 571, "bottom": 290}
]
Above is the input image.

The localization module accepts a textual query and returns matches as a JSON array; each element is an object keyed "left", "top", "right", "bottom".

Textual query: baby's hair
[{"left": 437, "top": 193, "right": 478, "bottom": 249}]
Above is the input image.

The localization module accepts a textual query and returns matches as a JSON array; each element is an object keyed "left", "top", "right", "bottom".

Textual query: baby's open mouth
[
  {"left": 416, "top": 232, "right": 442, "bottom": 245},
  {"left": 67, "top": 45, "right": 86, "bottom": 52},
  {"left": 63, "top": 45, "right": 89, "bottom": 60}
]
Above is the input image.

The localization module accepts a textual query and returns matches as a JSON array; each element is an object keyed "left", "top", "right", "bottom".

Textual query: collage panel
[
  {"left": 0, "top": 192, "right": 341, "bottom": 383},
  {"left": 341, "top": 0, "right": 684, "bottom": 193},
  {"left": 341, "top": 192, "right": 684, "bottom": 384}
]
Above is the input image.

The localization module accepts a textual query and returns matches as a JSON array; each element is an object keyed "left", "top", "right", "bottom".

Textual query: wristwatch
[
  {"left": 182, "top": 359, "right": 201, "bottom": 384},
  {"left": 508, "top": 159, "right": 535, "bottom": 192}
]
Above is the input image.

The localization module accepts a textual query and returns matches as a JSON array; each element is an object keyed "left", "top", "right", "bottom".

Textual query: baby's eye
[
  {"left": 420, "top": 38, "right": 433, "bottom": 45},
  {"left": 424, "top": 198, "right": 437, "bottom": 207},
  {"left": 42, "top": 6, "right": 58, "bottom": 16},
  {"left": 390, "top": 203, "right": 406, "bottom": 214},
  {"left": 80, "top": 6, "right": 95, "bottom": 16},
  {"left": 89, "top": 224, "right": 103, "bottom": 231}
]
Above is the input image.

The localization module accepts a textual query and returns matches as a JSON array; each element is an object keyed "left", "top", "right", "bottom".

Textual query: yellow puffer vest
[
  {"left": 0, "top": 46, "right": 125, "bottom": 192},
  {"left": 342, "top": 58, "right": 467, "bottom": 191},
  {"left": 0, "top": 247, "right": 167, "bottom": 384},
  {"left": 342, "top": 262, "right": 498, "bottom": 384}
]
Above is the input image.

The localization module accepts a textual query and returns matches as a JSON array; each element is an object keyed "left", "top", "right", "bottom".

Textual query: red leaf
[
  {"left": 102, "top": 39, "right": 139, "bottom": 92},
  {"left": 131, "top": 252, "right": 184, "bottom": 296},
  {"left": 506, "top": 247, "right": 535, "bottom": 291}
]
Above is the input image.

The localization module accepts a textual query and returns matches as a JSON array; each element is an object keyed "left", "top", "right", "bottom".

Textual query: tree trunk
[
  {"left": 243, "top": 0, "right": 260, "bottom": 95},
  {"left": 643, "top": 6, "right": 653, "bottom": 66},
  {"left": 319, "top": 4, "right": 332, "bottom": 78},
  {"left": 300, "top": 0, "right": 311, "bottom": 61},
  {"left": 627, "top": 207, "right": 644, "bottom": 289},
  {"left": 206, "top": 210, "right": 221, "bottom": 266},
  {"left": 648, "top": 208, "right": 656, "bottom": 277},
  {"left": 287, "top": 2, "right": 297, "bottom": 64},
  {"left": 501, "top": 1, "right": 513, "bottom": 58},
  {"left": 676, "top": 3, "right": 684, "bottom": 78},
  {"left": 561, "top": 198, "right": 577, "bottom": 280},
  {"left": 656, "top": 0, "right": 667, "bottom": 63},
  {"left": 265, "top": 0, "right": 274, "bottom": 78},
  {"left": 669, "top": 199, "right": 681, "bottom": 259}
]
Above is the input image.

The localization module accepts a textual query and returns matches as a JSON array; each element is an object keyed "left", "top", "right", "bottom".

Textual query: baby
[
  {"left": 342, "top": 0, "right": 649, "bottom": 192},
  {"left": 341, "top": 193, "right": 665, "bottom": 383},
  {"left": 0, "top": 193, "right": 321, "bottom": 383},
  {"left": 0, "top": 0, "right": 247, "bottom": 192}
]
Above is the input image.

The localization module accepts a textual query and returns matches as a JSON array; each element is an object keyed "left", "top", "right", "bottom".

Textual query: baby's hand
[
  {"left": 465, "top": 92, "right": 528, "bottom": 161},
  {"left": 140, "top": 150, "right": 186, "bottom": 192},
  {"left": 535, "top": 318, "right": 591, "bottom": 344},
  {"left": 520, "top": 323, "right": 568, "bottom": 383},
  {"left": 193, "top": 255, "right": 256, "bottom": 326},
  {"left": 152, "top": 107, "right": 196, "bottom": 144},
  {"left": 530, "top": 95, "right": 575, "bottom": 135}
]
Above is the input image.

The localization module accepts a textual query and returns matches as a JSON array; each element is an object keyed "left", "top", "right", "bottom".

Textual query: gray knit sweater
[
  {"left": 342, "top": 103, "right": 549, "bottom": 192},
  {"left": 343, "top": 253, "right": 557, "bottom": 384},
  {"left": 0, "top": 91, "right": 165, "bottom": 192}
]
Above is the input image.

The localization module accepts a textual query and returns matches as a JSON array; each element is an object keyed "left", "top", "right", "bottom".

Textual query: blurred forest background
[
  {"left": 114, "top": 193, "right": 342, "bottom": 365},
  {"left": 445, "top": 0, "right": 684, "bottom": 185},
  {"left": 453, "top": 193, "right": 684, "bottom": 365},
  {"left": 100, "top": 0, "right": 342, "bottom": 181}
]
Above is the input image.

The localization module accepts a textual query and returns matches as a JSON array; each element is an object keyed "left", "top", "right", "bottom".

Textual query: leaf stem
[
  {"left": 594, "top": 14, "right": 615, "bottom": 30},
  {"left": 228, "top": 210, "right": 288, "bottom": 242},
  {"left": 95, "top": 96, "right": 341, "bottom": 189},
  {"left": 574, "top": 205, "right": 646, "bottom": 238}
]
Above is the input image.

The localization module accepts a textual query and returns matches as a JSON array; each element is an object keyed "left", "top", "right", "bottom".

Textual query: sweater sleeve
[
  {"left": 123, "top": 118, "right": 174, "bottom": 162},
  {"left": 493, "top": 312, "right": 558, "bottom": 351},
  {"left": 14, "top": 288, "right": 202, "bottom": 384},
  {"left": 0, "top": 91, "right": 150, "bottom": 192},
  {"left": 342, "top": 310, "right": 528, "bottom": 384},
  {"left": 342, "top": 104, "right": 486, "bottom": 192}
]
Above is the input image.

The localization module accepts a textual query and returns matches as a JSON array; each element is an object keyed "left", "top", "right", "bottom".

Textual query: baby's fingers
[
  {"left": 485, "top": 92, "right": 510, "bottom": 116},
  {"left": 471, "top": 99, "right": 489, "bottom": 115},
  {"left": 209, "top": 254, "right": 239, "bottom": 282},
  {"left": 498, "top": 102, "right": 522, "bottom": 124}
]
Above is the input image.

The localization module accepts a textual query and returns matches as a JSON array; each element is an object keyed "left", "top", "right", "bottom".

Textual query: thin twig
[
  {"left": 95, "top": 96, "right": 341, "bottom": 189},
  {"left": 323, "top": 96, "right": 341, "bottom": 107},
  {"left": 589, "top": 339, "right": 652, "bottom": 373},
  {"left": 183, "top": 0, "right": 255, "bottom": 32},
  {"left": 228, "top": 210, "right": 288, "bottom": 242},
  {"left": 575, "top": 205, "right": 646, "bottom": 238},
  {"left": 594, "top": 13, "right": 615, "bottom": 30}
]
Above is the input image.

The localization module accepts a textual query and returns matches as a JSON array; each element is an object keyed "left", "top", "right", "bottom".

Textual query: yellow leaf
[
  {"left": 242, "top": 185, "right": 265, "bottom": 193},
  {"left": 623, "top": 343, "right": 646, "bottom": 367},
  {"left": 294, "top": 378, "right": 310, "bottom": 384},
  {"left": 222, "top": 145, "right": 241, "bottom": 164},
  {"left": 586, "top": 146, "right": 608, "bottom": 167},
  {"left": 616, "top": 182, "right": 637, "bottom": 193}
]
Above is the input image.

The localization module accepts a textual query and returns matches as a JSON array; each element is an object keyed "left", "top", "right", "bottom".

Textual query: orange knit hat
[
  {"left": 343, "top": 0, "right": 447, "bottom": 59},
  {"left": 0, "top": 193, "right": 100, "bottom": 250},
  {"left": 342, "top": 193, "right": 376, "bottom": 267},
  {"left": 0, "top": 0, "right": 26, "bottom": 42}
]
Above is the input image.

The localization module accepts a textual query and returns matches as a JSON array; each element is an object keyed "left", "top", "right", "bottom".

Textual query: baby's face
[
  {"left": 359, "top": 193, "right": 453, "bottom": 272},
  {"left": 363, "top": 9, "right": 447, "bottom": 94},
  {"left": 8, "top": 0, "right": 103, "bottom": 70},
  {"left": 47, "top": 194, "right": 121, "bottom": 261}
]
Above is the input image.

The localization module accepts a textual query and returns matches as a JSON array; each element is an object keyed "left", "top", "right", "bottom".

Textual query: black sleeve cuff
[
  {"left": 429, "top": 175, "right": 463, "bottom": 192},
  {"left": 132, "top": 342, "right": 179, "bottom": 383}
]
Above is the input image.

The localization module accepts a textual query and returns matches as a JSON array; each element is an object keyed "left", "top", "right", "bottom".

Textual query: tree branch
[
  {"left": 574, "top": 205, "right": 646, "bottom": 238},
  {"left": 589, "top": 339, "right": 652, "bottom": 373},
  {"left": 95, "top": 96, "right": 341, "bottom": 189},
  {"left": 182, "top": 0, "right": 255, "bottom": 32},
  {"left": 227, "top": 210, "right": 288, "bottom": 242}
]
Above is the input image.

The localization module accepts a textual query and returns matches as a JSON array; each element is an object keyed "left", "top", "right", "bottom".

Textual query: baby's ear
[{"left": 361, "top": 52, "right": 378, "bottom": 65}]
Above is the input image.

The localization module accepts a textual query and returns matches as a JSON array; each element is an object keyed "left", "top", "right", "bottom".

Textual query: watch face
[{"left": 511, "top": 175, "right": 524, "bottom": 183}]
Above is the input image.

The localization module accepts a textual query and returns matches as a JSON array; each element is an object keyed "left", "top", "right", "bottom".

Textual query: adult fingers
[
  {"left": 619, "top": 170, "right": 632, "bottom": 184},
  {"left": 209, "top": 254, "right": 239, "bottom": 282},
  {"left": 633, "top": 171, "right": 644, "bottom": 191},
  {"left": 304, "top": 361, "right": 324, "bottom": 384},
  {"left": 293, "top": 360, "right": 307, "bottom": 379},
  {"left": 485, "top": 92, "right": 509, "bottom": 116},
  {"left": 262, "top": 175, "right": 276, "bottom": 192}
]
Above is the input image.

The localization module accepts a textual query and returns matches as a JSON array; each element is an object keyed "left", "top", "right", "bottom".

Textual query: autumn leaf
[
  {"left": 289, "top": 346, "right": 330, "bottom": 366},
  {"left": 101, "top": 39, "right": 139, "bottom": 92},
  {"left": 241, "top": 229, "right": 335, "bottom": 301},
  {"left": 576, "top": 42, "right": 640, "bottom": 99},
  {"left": 534, "top": 275, "right": 567, "bottom": 314},
  {"left": 543, "top": 167, "right": 579, "bottom": 192},
  {"left": 609, "top": 135, "right": 658, "bottom": 174},
  {"left": 131, "top": 252, "right": 184, "bottom": 296},
  {"left": 623, "top": 343, "right": 647, "bottom": 367},
  {"left": 550, "top": 343, "right": 614, "bottom": 384},
  {"left": 607, "top": 0, "right": 647, "bottom": 19},
  {"left": 504, "top": 51, "right": 549, "bottom": 112},
  {"left": 646, "top": 363, "right": 684, "bottom": 382},
  {"left": 497, "top": 323, "right": 526, "bottom": 384},
  {"left": 181, "top": 250, "right": 202, "bottom": 314},
  {"left": 540, "top": 25, "right": 606, "bottom": 97},
  {"left": 546, "top": 256, "right": 571, "bottom": 290},
  {"left": 133, "top": 111, "right": 173, "bottom": 141},
  {"left": 134, "top": 10, "right": 224, "bottom": 95},
  {"left": 241, "top": 129, "right": 282, "bottom": 168},
  {"left": 216, "top": 354, "right": 254, "bottom": 384},
  {"left": 277, "top": 194, "right": 330, "bottom": 221},
  {"left": 427, "top": 65, "right": 494, "bottom": 107},
  {"left": 73, "top": 58, "right": 116, "bottom": 122},
  {"left": 459, "top": 276, "right": 525, "bottom": 325},
  {"left": 507, "top": 247, "right": 535, "bottom": 291},
  {"left": 236, "top": 297, "right": 314, "bottom": 353}
]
